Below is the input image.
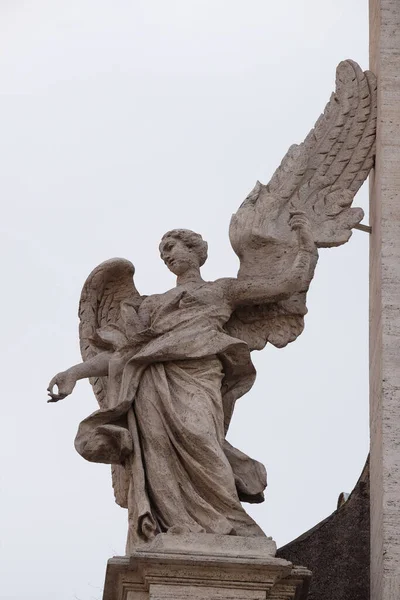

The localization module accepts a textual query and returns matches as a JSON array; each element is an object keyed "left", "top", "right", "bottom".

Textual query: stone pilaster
[{"left": 369, "top": 1, "right": 400, "bottom": 598}]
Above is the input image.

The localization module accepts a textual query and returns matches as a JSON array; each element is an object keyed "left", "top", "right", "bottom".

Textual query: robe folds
[{"left": 75, "top": 286, "right": 267, "bottom": 544}]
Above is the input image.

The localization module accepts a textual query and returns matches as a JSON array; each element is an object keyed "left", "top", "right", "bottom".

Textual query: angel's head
[{"left": 159, "top": 229, "right": 208, "bottom": 276}]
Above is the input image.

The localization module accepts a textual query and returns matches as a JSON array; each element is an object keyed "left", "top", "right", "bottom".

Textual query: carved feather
[
  {"left": 79, "top": 257, "right": 142, "bottom": 508},
  {"left": 228, "top": 60, "right": 376, "bottom": 353},
  {"left": 226, "top": 293, "right": 307, "bottom": 352},
  {"left": 268, "top": 59, "right": 377, "bottom": 247}
]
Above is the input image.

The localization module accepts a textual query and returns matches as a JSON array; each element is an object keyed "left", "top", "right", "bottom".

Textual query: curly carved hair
[{"left": 159, "top": 229, "right": 208, "bottom": 267}]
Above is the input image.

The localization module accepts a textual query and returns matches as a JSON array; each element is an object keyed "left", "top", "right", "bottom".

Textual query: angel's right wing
[
  {"left": 78, "top": 257, "right": 142, "bottom": 508},
  {"left": 226, "top": 292, "right": 309, "bottom": 351},
  {"left": 230, "top": 59, "right": 377, "bottom": 260},
  {"left": 227, "top": 59, "right": 376, "bottom": 352}
]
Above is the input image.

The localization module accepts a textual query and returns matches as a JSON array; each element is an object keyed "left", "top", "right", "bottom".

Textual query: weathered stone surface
[
  {"left": 142, "top": 532, "right": 277, "bottom": 558},
  {"left": 48, "top": 226, "right": 318, "bottom": 549},
  {"left": 277, "top": 459, "right": 370, "bottom": 600},
  {"left": 370, "top": 1, "right": 400, "bottom": 598},
  {"left": 103, "top": 533, "right": 311, "bottom": 600},
  {"left": 47, "top": 60, "right": 376, "bottom": 550}
]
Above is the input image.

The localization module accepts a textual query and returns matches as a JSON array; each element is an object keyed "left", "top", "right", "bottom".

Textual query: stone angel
[{"left": 47, "top": 60, "right": 376, "bottom": 550}]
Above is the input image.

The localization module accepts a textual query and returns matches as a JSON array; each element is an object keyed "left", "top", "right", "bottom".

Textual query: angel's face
[{"left": 161, "top": 237, "right": 200, "bottom": 276}]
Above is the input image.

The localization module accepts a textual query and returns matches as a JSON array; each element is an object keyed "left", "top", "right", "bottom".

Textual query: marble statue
[{"left": 47, "top": 60, "right": 376, "bottom": 552}]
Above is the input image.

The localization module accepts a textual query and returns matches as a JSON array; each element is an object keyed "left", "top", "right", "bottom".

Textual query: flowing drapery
[{"left": 74, "top": 286, "right": 266, "bottom": 545}]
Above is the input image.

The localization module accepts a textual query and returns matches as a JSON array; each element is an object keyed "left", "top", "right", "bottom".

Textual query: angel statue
[{"left": 48, "top": 60, "right": 376, "bottom": 551}]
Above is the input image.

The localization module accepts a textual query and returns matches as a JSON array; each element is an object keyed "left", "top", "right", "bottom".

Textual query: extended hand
[
  {"left": 47, "top": 370, "right": 77, "bottom": 402},
  {"left": 289, "top": 211, "right": 315, "bottom": 253}
]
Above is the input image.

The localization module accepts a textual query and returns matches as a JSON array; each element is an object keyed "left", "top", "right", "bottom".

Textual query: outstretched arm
[
  {"left": 228, "top": 213, "right": 316, "bottom": 308},
  {"left": 47, "top": 351, "right": 112, "bottom": 402}
]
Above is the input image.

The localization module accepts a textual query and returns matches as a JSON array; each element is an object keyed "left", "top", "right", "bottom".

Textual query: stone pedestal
[{"left": 102, "top": 534, "right": 311, "bottom": 600}]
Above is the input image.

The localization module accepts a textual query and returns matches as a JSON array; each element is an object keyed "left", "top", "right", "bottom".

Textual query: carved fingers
[
  {"left": 289, "top": 211, "right": 315, "bottom": 253},
  {"left": 47, "top": 371, "right": 77, "bottom": 402},
  {"left": 289, "top": 211, "right": 313, "bottom": 235}
]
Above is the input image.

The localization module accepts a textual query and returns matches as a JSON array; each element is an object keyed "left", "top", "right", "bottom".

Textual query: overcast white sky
[{"left": 0, "top": 2, "right": 370, "bottom": 599}]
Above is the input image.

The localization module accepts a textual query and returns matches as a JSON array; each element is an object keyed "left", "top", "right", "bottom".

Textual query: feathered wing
[
  {"left": 79, "top": 257, "right": 142, "bottom": 507},
  {"left": 227, "top": 60, "right": 377, "bottom": 351},
  {"left": 226, "top": 293, "right": 309, "bottom": 351}
]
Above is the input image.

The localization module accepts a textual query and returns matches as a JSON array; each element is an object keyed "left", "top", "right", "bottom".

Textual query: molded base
[{"left": 103, "top": 533, "right": 311, "bottom": 600}]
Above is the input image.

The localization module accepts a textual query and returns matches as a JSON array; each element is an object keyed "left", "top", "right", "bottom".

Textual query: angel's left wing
[
  {"left": 79, "top": 258, "right": 142, "bottom": 406},
  {"left": 227, "top": 60, "right": 376, "bottom": 351},
  {"left": 79, "top": 257, "right": 143, "bottom": 508}
]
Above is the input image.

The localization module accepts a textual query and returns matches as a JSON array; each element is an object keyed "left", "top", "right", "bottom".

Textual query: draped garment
[{"left": 74, "top": 285, "right": 266, "bottom": 546}]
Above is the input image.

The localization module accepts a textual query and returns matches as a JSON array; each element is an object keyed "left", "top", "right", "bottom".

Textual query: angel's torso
[{"left": 137, "top": 279, "right": 232, "bottom": 330}]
